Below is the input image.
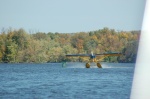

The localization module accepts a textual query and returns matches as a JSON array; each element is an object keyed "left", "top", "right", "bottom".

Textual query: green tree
[
  {"left": 2, "top": 40, "right": 18, "bottom": 62},
  {"left": 12, "top": 28, "right": 29, "bottom": 50}
]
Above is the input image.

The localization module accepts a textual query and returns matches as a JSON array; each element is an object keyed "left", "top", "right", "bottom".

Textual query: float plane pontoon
[{"left": 66, "top": 52, "right": 122, "bottom": 68}]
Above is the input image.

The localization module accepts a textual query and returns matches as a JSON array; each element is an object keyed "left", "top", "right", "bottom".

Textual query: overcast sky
[{"left": 0, "top": 0, "right": 146, "bottom": 33}]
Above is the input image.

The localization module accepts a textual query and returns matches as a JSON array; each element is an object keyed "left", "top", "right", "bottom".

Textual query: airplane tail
[{"left": 91, "top": 51, "right": 94, "bottom": 56}]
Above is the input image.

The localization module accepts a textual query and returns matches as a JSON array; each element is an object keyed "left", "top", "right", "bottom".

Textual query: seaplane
[{"left": 66, "top": 52, "right": 122, "bottom": 68}]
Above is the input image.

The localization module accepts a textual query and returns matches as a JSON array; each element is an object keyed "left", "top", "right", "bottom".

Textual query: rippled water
[{"left": 0, "top": 63, "right": 134, "bottom": 99}]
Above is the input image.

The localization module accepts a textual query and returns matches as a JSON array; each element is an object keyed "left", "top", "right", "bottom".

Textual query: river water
[{"left": 0, "top": 62, "right": 134, "bottom": 99}]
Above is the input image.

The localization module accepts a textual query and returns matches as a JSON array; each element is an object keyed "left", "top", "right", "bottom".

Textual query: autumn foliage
[{"left": 0, "top": 27, "right": 139, "bottom": 63}]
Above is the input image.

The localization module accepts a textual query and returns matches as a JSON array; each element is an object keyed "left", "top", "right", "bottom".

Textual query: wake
[{"left": 65, "top": 62, "right": 134, "bottom": 68}]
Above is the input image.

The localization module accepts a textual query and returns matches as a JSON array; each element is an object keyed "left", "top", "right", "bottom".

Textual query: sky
[{"left": 0, "top": 0, "right": 146, "bottom": 33}]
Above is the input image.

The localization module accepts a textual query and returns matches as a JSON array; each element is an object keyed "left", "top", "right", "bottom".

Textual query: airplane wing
[
  {"left": 96, "top": 52, "right": 122, "bottom": 56},
  {"left": 66, "top": 54, "right": 90, "bottom": 57},
  {"left": 95, "top": 52, "right": 122, "bottom": 60}
]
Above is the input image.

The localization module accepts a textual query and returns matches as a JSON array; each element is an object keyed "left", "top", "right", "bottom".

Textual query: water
[{"left": 0, "top": 62, "right": 134, "bottom": 99}]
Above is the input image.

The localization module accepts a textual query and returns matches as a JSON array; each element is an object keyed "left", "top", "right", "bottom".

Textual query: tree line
[{"left": 0, "top": 27, "right": 139, "bottom": 63}]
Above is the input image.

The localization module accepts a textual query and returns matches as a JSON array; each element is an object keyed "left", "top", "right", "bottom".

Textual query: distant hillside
[{"left": 0, "top": 27, "right": 140, "bottom": 63}]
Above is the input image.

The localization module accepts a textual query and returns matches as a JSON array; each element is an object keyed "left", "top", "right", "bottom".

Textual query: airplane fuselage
[{"left": 90, "top": 55, "right": 97, "bottom": 62}]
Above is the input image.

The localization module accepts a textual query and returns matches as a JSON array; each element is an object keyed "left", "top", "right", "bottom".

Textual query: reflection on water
[{"left": 0, "top": 63, "right": 134, "bottom": 99}]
